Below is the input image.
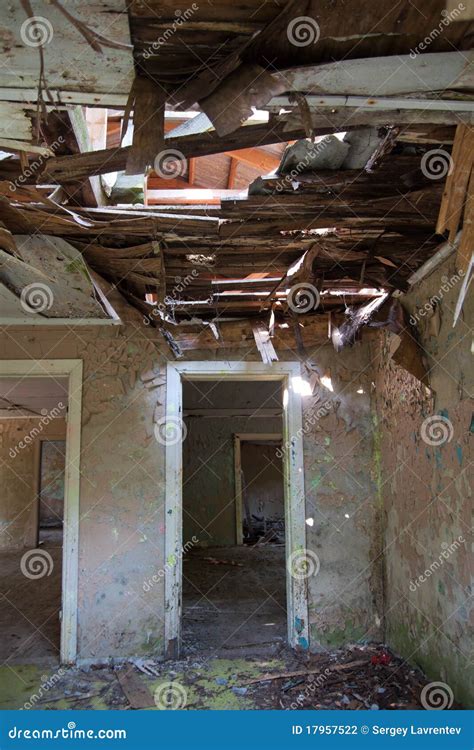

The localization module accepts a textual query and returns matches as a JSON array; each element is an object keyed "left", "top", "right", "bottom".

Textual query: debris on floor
[{"left": 0, "top": 644, "right": 459, "bottom": 711}]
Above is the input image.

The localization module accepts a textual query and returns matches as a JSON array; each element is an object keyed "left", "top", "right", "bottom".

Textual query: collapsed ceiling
[{"left": 0, "top": 0, "right": 472, "bottom": 356}]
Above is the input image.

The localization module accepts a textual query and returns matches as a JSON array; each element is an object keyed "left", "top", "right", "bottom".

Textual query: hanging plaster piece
[{"left": 252, "top": 321, "right": 278, "bottom": 364}]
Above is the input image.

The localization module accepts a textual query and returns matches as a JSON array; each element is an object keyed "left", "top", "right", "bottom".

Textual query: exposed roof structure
[{"left": 0, "top": 0, "right": 472, "bottom": 352}]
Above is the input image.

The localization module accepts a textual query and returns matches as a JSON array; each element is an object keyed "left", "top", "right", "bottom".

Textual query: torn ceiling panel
[
  {"left": 0, "top": 233, "right": 117, "bottom": 321},
  {"left": 275, "top": 51, "right": 474, "bottom": 98},
  {"left": 130, "top": 1, "right": 473, "bottom": 92}
]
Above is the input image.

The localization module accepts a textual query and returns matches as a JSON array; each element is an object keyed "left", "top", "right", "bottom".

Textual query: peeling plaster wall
[
  {"left": 372, "top": 254, "right": 473, "bottom": 706},
  {"left": 0, "top": 295, "right": 381, "bottom": 659},
  {"left": 0, "top": 417, "right": 66, "bottom": 549},
  {"left": 298, "top": 345, "right": 383, "bottom": 650}
]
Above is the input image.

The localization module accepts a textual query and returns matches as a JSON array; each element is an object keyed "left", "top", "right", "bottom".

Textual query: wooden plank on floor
[{"left": 115, "top": 668, "right": 155, "bottom": 709}]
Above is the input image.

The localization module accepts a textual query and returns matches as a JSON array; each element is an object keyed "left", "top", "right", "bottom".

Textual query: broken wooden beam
[
  {"left": 126, "top": 77, "right": 166, "bottom": 175},
  {"left": 40, "top": 122, "right": 315, "bottom": 184}
]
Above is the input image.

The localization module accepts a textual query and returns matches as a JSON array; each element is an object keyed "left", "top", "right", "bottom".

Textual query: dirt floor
[
  {"left": 0, "top": 528, "right": 62, "bottom": 666},
  {"left": 182, "top": 545, "right": 287, "bottom": 656},
  {"left": 0, "top": 644, "right": 459, "bottom": 711}
]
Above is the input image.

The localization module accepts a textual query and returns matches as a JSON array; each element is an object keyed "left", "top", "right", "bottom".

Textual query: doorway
[
  {"left": 164, "top": 361, "right": 308, "bottom": 658},
  {"left": 234, "top": 433, "right": 284, "bottom": 546},
  {"left": 0, "top": 360, "right": 82, "bottom": 664}
]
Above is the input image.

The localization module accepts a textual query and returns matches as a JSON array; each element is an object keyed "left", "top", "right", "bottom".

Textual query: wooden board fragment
[
  {"left": 436, "top": 124, "right": 474, "bottom": 240},
  {"left": 252, "top": 321, "right": 279, "bottom": 363},
  {"left": 456, "top": 166, "right": 474, "bottom": 274},
  {"left": 0, "top": 0, "right": 133, "bottom": 98},
  {"left": 126, "top": 77, "right": 165, "bottom": 175},
  {"left": 115, "top": 668, "right": 155, "bottom": 709}
]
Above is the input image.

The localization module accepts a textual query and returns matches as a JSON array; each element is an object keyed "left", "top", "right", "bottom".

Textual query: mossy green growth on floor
[
  {"left": 0, "top": 657, "right": 285, "bottom": 711},
  {"left": 148, "top": 657, "right": 283, "bottom": 711}
]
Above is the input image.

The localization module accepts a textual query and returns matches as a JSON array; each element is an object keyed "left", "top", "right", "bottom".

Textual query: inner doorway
[
  {"left": 181, "top": 383, "right": 286, "bottom": 655},
  {"left": 164, "top": 361, "right": 308, "bottom": 659}
]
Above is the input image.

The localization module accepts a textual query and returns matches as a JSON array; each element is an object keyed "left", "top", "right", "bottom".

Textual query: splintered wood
[
  {"left": 252, "top": 321, "right": 279, "bottom": 363},
  {"left": 436, "top": 124, "right": 474, "bottom": 273}
]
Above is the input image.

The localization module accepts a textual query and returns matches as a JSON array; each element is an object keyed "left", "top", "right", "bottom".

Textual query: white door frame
[
  {"left": 233, "top": 433, "right": 283, "bottom": 546},
  {"left": 0, "top": 359, "right": 83, "bottom": 664},
  {"left": 164, "top": 360, "right": 308, "bottom": 658}
]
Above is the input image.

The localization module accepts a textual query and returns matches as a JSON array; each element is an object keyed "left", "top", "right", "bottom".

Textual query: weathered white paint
[
  {"left": 165, "top": 361, "right": 309, "bottom": 656},
  {"left": 278, "top": 51, "right": 474, "bottom": 97},
  {"left": 233, "top": 433, "right": 283, "bottom": 547},
  {"left": 0, "top": 138, "right": 52, "bottom": 155},
  {"left": 267, "top": 95, "right": 474, "bottom": 114},
  {"left": 0, "top": 102, "right": 33, "bottom": 142},
  {"left": 0, "top": 1, "right": 133, "bottom": 97},
  {"left": 0, "top": 359, "right": 83, "bottom": 663},
  {"left": 0, "top": 89, "right": 129, "bottom": 107}
]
